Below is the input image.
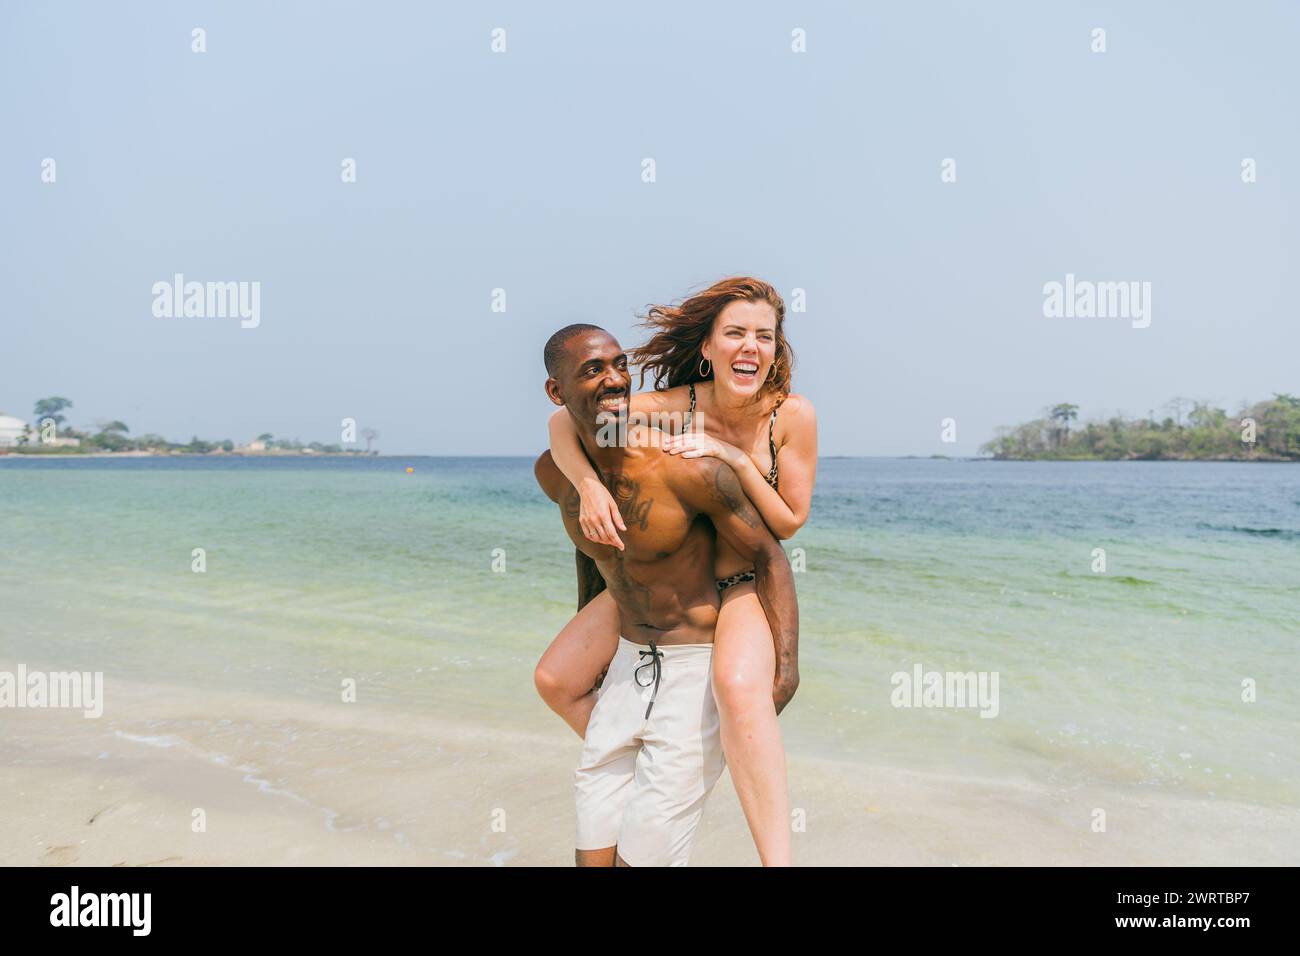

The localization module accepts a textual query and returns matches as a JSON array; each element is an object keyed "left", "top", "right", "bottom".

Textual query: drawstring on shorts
[{"left": 633, "top": 640, "right": 664, "bottom": 719}]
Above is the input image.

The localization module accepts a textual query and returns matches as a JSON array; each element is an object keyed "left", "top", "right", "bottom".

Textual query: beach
[
  {"left": 4, "top": 668, "right": 1293, "bottom": 867},
  {"left": 2, "top": 456, "right": 1298, "bottom": 866}
]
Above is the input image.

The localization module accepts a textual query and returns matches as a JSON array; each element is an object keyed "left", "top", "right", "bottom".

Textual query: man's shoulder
[
  {"left": 534, "top": 450, "right": 564, "bottom": 502},
  {"left": 658, "top": 447, "right": 731, "bottom": 506},
  {"left": 663, "top": 453, "right": 762, "bottom": 533}
]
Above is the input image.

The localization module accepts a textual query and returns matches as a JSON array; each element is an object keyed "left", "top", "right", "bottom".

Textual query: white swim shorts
[{"left": 574, "top": 636, "right": 726, "bottom": 866}]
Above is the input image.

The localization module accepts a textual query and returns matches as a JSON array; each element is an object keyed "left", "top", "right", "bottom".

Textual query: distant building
[
  {"left": 246, "top": 440, "right": 267, "bottom": 452},
  {"left": 0, "top": 414, "right": 31, "bottom": 448}
]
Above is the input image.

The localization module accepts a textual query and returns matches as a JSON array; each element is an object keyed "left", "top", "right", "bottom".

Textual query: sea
[{"left": 2, "top": 456, "right": 1297, "bottom": 809}]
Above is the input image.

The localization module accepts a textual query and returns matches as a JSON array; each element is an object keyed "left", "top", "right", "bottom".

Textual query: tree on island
[
  {"left": 90, "top": 420, "right": 131, "bottom": 452},
  {"left": 33, "top": 396, "right": 73, "bottom": 430},
  {"left": 1049, "top": 403, "right": 1079, "bottom": 448},
  {"left": 1163, "top": 397, "right": 1192, "bottom": 429}
]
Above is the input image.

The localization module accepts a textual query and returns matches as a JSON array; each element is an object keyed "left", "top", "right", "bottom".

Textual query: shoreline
[
  {"left": 0, "top": 451, "right": 377, "bottom": 459},
  {"left": 3, "top": 665, "right": 1295, "bottom": 867}
]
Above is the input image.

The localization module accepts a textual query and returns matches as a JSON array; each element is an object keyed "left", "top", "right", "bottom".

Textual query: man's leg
[
  {"left": 577, "top": 847, "right": 618, "bottom": 867},
  {"left": 616, "top": 645, "right": 726, "bottom": 866},
  {"left": 574, "top": 639, "right": 640, "bottom": 865},
  {"left": 536, "top": 590, "right": 621, "bottom": 737}
]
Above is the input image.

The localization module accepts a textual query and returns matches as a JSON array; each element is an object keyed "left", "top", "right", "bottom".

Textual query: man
[{"left": 534, "top": 323, "right": 799, "bottom": 867}]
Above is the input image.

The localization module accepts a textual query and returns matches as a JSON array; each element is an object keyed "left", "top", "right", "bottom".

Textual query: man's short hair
[{"left": 543, "top": 323, "right": 608, "bottom": 377}]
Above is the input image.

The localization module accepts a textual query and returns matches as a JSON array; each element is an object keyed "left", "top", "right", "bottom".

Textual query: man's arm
[
  {"left": 576, "top": 549, "right": 607, "bottom": 611},
  {"left": 534, "top": 450, "right": 563, "bottom": 503},
  {"left": 673, "top": 457, "right": 800, "bottom": 713},
  {"left": 537, "top": 450, "right": 609, "bottom": 612}
]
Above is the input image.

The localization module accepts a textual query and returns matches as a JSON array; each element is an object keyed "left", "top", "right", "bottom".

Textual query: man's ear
[{"left": 544, "top": 377, "right": 566, "bottom": 407}]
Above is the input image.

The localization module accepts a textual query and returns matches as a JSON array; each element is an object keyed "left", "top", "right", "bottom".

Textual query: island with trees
[
  {"left": 0, "top": 397, "right": 380, "bottom": 457},
  {"left": 980, "top": 395, "right": 1300, "bottom": 461}
]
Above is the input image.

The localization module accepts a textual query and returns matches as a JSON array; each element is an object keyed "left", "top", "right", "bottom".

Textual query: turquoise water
[{"left": 2, "top": 457, "right": 1297, "bottom": 808}]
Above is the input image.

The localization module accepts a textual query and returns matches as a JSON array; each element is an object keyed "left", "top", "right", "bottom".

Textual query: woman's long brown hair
[{"left": 630, "top": 276, "right": 794, "bottom": 402}]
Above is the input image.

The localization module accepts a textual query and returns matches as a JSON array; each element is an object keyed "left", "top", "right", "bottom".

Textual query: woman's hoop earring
[{"left": 698, "top": 357, "right": 712, "bottom": 377}]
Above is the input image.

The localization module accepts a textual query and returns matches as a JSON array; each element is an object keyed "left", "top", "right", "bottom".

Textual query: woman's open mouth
[{"left": 731, "top": 361, "right": 759, "bottom": 382}]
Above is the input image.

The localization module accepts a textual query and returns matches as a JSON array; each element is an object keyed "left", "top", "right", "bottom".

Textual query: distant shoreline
[
  {"left": 971, "top": 455, "right": 1297, "bottom": 463},
  {"left": 0, "top": 450, "right": 375, "bottom": 459}
]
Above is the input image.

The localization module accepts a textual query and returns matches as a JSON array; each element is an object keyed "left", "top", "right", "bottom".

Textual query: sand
[{"left": 2, "top": 664, "right": 1294, "bottom": 867}]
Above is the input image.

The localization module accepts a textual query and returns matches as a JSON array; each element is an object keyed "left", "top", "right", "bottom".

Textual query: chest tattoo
[
  {"left": 563, "top": 474, "right": 654, "bottom": 532},
  {"left": 561, "top": 473, "right": 657, "bottom": 623},
  {"left": 608, "top": 474, "right": 653, "bottom": 531}
]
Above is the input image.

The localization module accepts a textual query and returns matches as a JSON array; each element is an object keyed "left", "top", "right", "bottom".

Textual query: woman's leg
[
  {"left": 713, "top": 583, "right": 792, "bottom": 866},
  {"left": 534, "top": 589, "right": 621, "bottom": 738}
]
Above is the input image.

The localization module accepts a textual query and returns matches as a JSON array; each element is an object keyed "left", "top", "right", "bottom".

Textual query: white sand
[{"left": 2, "top": 667, "right": 1294, "bottom": 866}]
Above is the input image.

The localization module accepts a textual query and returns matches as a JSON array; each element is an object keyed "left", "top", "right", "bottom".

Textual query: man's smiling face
[{"left": 551, "top": 330, "right": 631, "bottom": 429}]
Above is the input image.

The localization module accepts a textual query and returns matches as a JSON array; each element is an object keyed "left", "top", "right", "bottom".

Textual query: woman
[{"left": 534, "top": 276, "right": 817, "bottom": 866}]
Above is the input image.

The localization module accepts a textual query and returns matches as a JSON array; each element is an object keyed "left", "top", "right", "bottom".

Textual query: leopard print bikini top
[{"left": 686, "top": 382, "right": 782, "bottom": 489}]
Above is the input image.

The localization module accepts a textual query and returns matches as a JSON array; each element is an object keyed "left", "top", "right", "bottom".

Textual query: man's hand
[
  {"left": 577, "top": 476, "right": 626, "bottom": 550},
  {"left": 773, "top": 669, "right": 800, "bottom": 715}
]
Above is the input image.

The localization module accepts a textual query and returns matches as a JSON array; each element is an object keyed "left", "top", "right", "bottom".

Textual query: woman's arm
[
  {"left": 662, "top": 395, "right": 818, "bottom": 540},
  {"left": 548, "top": 408, "right": 626, "bottom": 549}
]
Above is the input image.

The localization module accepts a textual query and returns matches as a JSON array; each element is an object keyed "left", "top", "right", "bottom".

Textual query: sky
[{"left": 2, "top": 0, "right": 1296, "bottom": 456}]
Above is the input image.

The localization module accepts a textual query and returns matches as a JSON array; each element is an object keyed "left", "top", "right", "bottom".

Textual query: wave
[
  {"left": 1057, "top": 571, "right": 1156, "bottom": 586},
  {"left": 1197, "top": 523, "right": 1300, "bottom": 540}
]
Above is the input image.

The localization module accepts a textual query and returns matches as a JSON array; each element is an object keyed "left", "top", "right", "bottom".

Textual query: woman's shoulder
[
  {"left": 777, "top": 392, "right": 816, "bottom": 421},
  {"left": 775, "top": 392, "right": 816, "bottom": 442}
]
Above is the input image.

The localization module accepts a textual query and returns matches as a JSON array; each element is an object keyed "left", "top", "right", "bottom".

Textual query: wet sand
[{"left": 2, "top": 664, "right": 1294, "bottom": 867}]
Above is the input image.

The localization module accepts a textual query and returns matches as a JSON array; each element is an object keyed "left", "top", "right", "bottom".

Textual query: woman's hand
[
  {"left": 660, "top": 432, "right": 743, "bottom": 469},
  {"left": 577, "top": 476, "right": 626, "bottom": 550}
]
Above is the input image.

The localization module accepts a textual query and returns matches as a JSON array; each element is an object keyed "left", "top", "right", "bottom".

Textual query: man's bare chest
[{"left": 560, "top": 470, "right": 694, "bottom": 562}]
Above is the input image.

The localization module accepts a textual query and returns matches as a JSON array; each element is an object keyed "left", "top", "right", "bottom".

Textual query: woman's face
[{"left": 701, "top": 299, "right": 778, "bottom": 400}]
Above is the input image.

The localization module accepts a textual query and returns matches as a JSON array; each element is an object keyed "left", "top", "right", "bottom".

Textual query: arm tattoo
[
  {"left": 711, "top": 462, "right": 761, "bottom": 529},
  {"left": 563, "top": 487, "right": 581, "bottom": 519}
]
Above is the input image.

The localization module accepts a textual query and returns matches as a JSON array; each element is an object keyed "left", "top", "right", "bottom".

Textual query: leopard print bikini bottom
[{"left": 715, "top": 569, "right": 756, "bottom": 593}]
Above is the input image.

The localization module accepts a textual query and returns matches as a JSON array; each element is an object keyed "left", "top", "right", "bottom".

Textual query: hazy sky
[{"left": 3, "top": 1, "right": 1296, "bottom": 455}]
